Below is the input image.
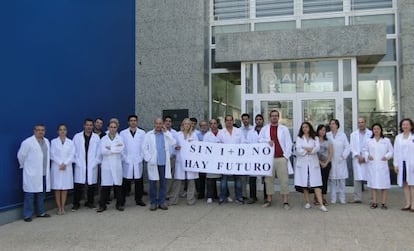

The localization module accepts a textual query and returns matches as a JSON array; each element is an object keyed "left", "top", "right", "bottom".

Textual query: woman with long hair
[
  {"left": 294, "top": 122, "right": 327, "bottom": 212},
  {"left": 315, "top": 124, "right": 332, "bottom": 206},
  {"left": 169, "top": 118, "right": 199, "bottom": 205}
]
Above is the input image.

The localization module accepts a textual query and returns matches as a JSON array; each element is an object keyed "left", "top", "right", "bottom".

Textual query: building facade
[{"left": 136, "top": 0, "right": 414, "bottom": 138}]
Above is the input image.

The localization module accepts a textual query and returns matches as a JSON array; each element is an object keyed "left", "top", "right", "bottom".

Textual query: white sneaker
[
  {"left": 320, "top": 205, "right": 328, "bottom": 212},
  {"left": 304, "top": 203, "right": 311, "bottom": 209},
  {"left": 207, "top": 198, "right": 213, "bottom": 204},
  {"left": 227, "top": 197, "right": 233, "bottom": 203}
]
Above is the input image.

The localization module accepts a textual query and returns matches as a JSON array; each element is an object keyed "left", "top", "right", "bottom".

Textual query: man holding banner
[{"left": 259, "top": 110, "right": 293, "bottom": 209}]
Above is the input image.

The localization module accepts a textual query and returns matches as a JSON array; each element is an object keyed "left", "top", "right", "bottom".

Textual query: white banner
[{"left": 181, "top": 141, "right": 274, "bottom": 176}]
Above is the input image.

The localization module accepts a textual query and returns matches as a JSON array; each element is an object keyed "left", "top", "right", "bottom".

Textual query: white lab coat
[
  {"left": 258, "top": 124, "right": 294, "bottom": 174},
  {"left": 240, "top": 125, "right": 254, "bottom": 143},
  {"left": 294, "top": 136, "right": 322, "bottom": 187},
  {"left": 73, "top": 131, "right": 100, "bottom": 185},
  {"left": 50, "top": 137, "right": 75, "bottom": 190},
  {"left": 393, "top": 133, "right": 414, "bottom": 186},
  {"left": 203, "top": 130, "right": 222, "bottom": 178},
  {"left": 364, "top": 137, "right": 393, "bottom": 189},
  {"left": 175, "top": 131, "right": 199, "bottom": 180},
  {"left": 246, "top": 128, "right": 261, "bottom": 144},
  {"left": 120, "top": 128, "right": 145, "bottom": 179},
  {"left": 99, "top": 134, "right": 124, "bottom": 186},
  {"left": 17, "top": 135, "right": 51, "bottom": 193},
  {"left": 327, "top": 131, "right": 350, "bottom": 179},
  {"left": 142, "top": 130, "right": 176, "bottom": 181},
  {"left": 218, "top": 127, "right": 243, "bottom": 144},
  {"left": 350, "top": 129, "right": 372, "bottom": 181}
]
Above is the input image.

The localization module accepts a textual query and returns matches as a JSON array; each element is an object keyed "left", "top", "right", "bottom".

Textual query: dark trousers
[
  {"left": 122, "top": 178, "right": 143, "bottom": 205},
  {"left": 321, "top": 163, "right": 332, "bottom": 195},
  {"left": 73, "top": 183, "right": 96, "bottom": 207},
  {"left": 100, "top": 185, "right": 122, "bottom": 208},
  {"left": 196, "top": 173, "right": 206, "bottom": 198},
  {"left": 206, "top": 178, "right": 219, "bottom": 199},
  {"left": 249, "top": 176, "right": 257, "bottom": 199}
]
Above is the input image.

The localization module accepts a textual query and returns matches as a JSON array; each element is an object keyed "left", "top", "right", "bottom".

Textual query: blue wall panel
[{"left": 0, "top": 0, "right": 135, "bottom": 211}]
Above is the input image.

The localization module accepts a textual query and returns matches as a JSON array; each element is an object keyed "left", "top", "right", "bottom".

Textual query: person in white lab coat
[
  {"left": 245, "top": 114, "right": 265, "bottom": 204},
  {"left": 96, "top": 119, "right": 125, "bottom": 212},
  {"left": 50, "top": 124, "right": 75, "bottom": 215},
  {"left": 143, "top": 118, "right": 176, "bottom": 211},
  {"left": 294, "top": 122, "right": 327, "bottom": 212},
  {"left": 327, "top": 119, "right": 351, "bottom": 204},
  {"left": 120, "top": 115, "right": 146, "bottom": 207},
  {"left": 204, "top": 118, "right": 221, "bottom": 204},
  {"left": 259, "top": 110, "right": 293, "bottom": 209},
  {"left": 169, "top": 118, "right": 199, "bottom": 205},
  {"left": 393, "top": 118, "right": 414, "bottom": 211},
  {"left": 240, "top": 113, "right": 254, "bottom": 199},
  {"left": 17, "top": 124, "right": 51, "bottom": 222},
  {"left": 72, "top": 119, "right": 101, "bottom": 211},
  {"left": 364, "top": 123, "right": 393, "bottom": 209},
  {"left": 350, "top": 117, "right": 372, "bottom": 203},
  {"left": 164, "top": 115, "right": 179, "bottom": 199},
  {"left": 217, "top": 115, "right": 244, "bottom": 205}
]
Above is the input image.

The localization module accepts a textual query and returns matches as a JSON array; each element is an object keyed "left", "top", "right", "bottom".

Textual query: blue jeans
[
  {"left": 220, "top": 175, "right": 242, "bottom": 201},
  {"left": 149, "top": 165, "right": 166, "bottom": 206},
  {"left": 23, "top": 176, "right": 46, "bottom": 219}
]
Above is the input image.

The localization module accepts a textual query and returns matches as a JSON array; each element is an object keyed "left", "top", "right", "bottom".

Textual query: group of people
[{"left": 17, "top": 111, "right": 414, "bottom": 222}]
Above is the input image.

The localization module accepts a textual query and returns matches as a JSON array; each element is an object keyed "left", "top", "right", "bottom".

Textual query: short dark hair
[
  {"left": 329, "top": 119, "right": 340, "bottom": 129},
  {"left": 84, "top": 118, "right": 94, "bottom": 125},
  {"left": 241, "top": 113, "right": 250, "bottom": 119},
  {"left": 94, "top": 117, "right": 104, "bottom": 123},
  {"left": 399, "top": 118, "right": 414, "bottom": 133},
  {"left": 255, "top": 114, "right": 264, "bottom": 120},
  {"left": 225, "top": 115, "right": 233, "bottom": 121},
  {"left": 190, "top": 117, "right": 198, "bottom": 123},
  {"left": 164, "top": 115, "right": 172, "bottom": 121},
  {"left": 56, "top": 123, "right": 67, "bottom": 131},
  {"left": 370, "top": 123, "right": 384, "bottom": 138},
  {"left": 128, "top": 114, "right": 138, "bottom": 121}
]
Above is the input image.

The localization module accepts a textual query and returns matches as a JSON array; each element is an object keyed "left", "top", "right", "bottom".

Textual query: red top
[{"left": 270, "top": 125, "right": 284, "bottom": 158}]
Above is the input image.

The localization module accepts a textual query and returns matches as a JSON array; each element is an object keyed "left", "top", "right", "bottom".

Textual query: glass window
[
  {"left": 212, "top": 73, "right": 242, "bottom": 123},
  {"left": 358, "top": 66, "right": 398, "bottom": 137},
  {"left": 302, "top": 100, "right": 335, "bottom": 127},
  {"left": 245, "top": 63, "right": 253, "bottom": 93},
  {"left": 212, "top": 24, "right": 250, "bottom": 44},
  {"left": 343, "top": 59, "right": 352, "bottom": 91},
  {"left": 351, "top": 0, "right": 392, "bottom": 11},
  {"left": 245, "top": 100, "right": 254, "bottom": 121},
  {"left": 261, "top": 100, "right": 294, "bottom": 137},
  {"left": 343, "top": 98, "right": 353, "bottom": 136},
  {"left": 258, "top": 60, "right": 338, "bottom": 93},
  {"left": 303, "top": 0, "right": 343, "bottom": 14},
  {"left": 254, "top": 21, "right": 296, "bottom": 32},
  {"left": 213, "top": 0, "right": 249, "bottom": 21},
  {"left": 380, "top": 39, "right": 396, "bottom": 62},
  {"left": 256, "top": 0, "right": 294, "bottom": 18},
  {"left": 301, "top": 17, "right": 344, "bottom": 29},
  {"left": 351, "top": 14, "right": 395, "bottom": 34}
]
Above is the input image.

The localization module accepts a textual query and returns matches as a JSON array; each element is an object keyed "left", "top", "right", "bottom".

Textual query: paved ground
[{"left": 1, "top": 187, "right": 414, "bottom": 251}]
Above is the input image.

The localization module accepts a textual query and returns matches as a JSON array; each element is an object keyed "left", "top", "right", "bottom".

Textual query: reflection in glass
[
  {"left": 258, "top": 60, "right": 338, "bottom": 93},
  {"left": 351, "top": 14, "right": 395, "bottom": 34},
  {"left": 358, "top": 66, "right": 397, "bottom": 137},
  {"left": 254, "top": 21, "right": 296, "bottom": 31},
  {"left": 212, "top": 73, "right": 241, "bottom": 123},
  {"left": 301, "top": 17, "right": 344, "bottom": 29},
  {"left": 302, "top": 100, "right": 335, "bottom": 128},
  {"left": 212, "top": 24, "right": 250, "bottom": 44},
  {"left": 343, "top": 59, "right": 352, "bottom": 91},
  {"left": 245, "top": 64, "right": 253, "bottom": 93},
  {"left": 344, "top": 98, "right": 353, "bottom": 137},
  {"left": 245, "top": 100, "right": 254, "bottom": 121}
]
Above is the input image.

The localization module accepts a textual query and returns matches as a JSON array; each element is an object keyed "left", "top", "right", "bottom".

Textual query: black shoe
[
  {"left": 37, "top": 213, "right": 51, "bottom": 218},
  {"left": 24, "top": 218, "right": 32, "bottom": 222},
  {"left": 197, "top": 195, "right": 205, "bottom": 200},
  {"left": 246, "top": 198, "right": 257, "bottom": 204},
  {"left": 71, "top": 205, "right": 80, "bottom": 212},
  {"left": 149, "top": 204, "right": 157, "bottom": 211},
  {"left": 116, "top": 206, "right": 124, "bottom": 211},
  {"left": 96, "top": 207, "right": 106, "bottom": 213},
  {"left": 136, "top": 200, "right": 146, "bottom": 207},
  {"left": 158, "top": 204, "right": 168, "bottom": 210},
  {"left": 143, "top": 191, "right": 148, "bottom": 196}
]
